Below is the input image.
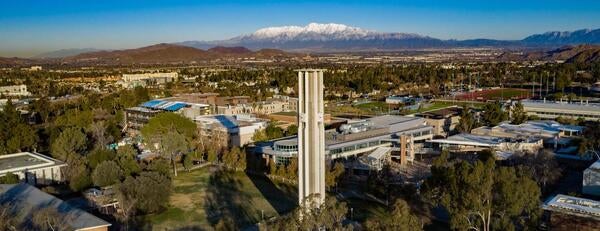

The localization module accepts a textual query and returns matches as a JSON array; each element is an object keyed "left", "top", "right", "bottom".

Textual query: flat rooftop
[
  {"left": 0, "top": 152, "right": 65, "bottom": 175},
  {"left": 543, "top": 194, "right": 600, "bottom": 220},
  {"left": 523, "top": 100, "right": 600, "bottom": 112},
  {"left": 0, "top": 154, "right": 48, "bottom": 170}
]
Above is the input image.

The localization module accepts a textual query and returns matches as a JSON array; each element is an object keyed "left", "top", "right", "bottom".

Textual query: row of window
[
  {"left": 330, "top": 140, "right": 388, "bottom": 155},
  {"left": 530, "top": 111, "right": 600, "bottom": 119}
]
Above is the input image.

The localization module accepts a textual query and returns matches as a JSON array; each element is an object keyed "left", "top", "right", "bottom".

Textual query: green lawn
[
  {"left": 343, "top": 198, "right": 388, "bottom": 222},
  {"left": 353, "top": 101, "right": 389, "bottom": 112},
  {"left": 140, "top": 166, "right": 297, "bottom": 230},
  {"left": 407, "top": 101, "right": 485, "bottom": 114}
]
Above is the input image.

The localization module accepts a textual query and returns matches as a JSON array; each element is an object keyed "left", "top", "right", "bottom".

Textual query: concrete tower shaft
[{"left": 297, "top": 69, "right": 326, "bottom": 207}]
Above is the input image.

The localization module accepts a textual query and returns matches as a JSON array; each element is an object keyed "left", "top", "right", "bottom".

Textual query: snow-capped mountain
[
  {"left": 233, "top": 23, "right": 425, "bottom": 42},
  {"left": 244, "top": 23, "right": 371, "bottom": 41},
  {"left": 179, "top": 22, "right": 443, "bottom": 51},
  {"left": 177, "top": 23, "right": 600, "bottom": 52},
  {"left": 522, "top": 29, "right": 600, "bottom": 45}
]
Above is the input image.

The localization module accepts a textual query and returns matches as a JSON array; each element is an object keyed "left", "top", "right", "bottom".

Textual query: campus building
[
  {"left": 0, "top": 183, "right": 111, "bottom": 231},
  {"left": 583, "top": 160, "right": 600, "bottom": 196},
  {"left": 125, "top": 99, "right": 211, "bottom": 133},
  {"left": 0, "top": 152, "right": 66, "bottom": 185},
  {"left": 542, "top": 194, "right": 600, "bottom": 230},
  {"left": 216, "top": 95, "right": 298, "bottom": 115},
  {"left": 195, "top": 114, "right": 267, "bottom": 148},
  {"left": 522, "top": 100, "right": 600, "bottom": 121},
  {"left": 416, "top": 106, "right": 462, "bottom": 137},
  {"left": 0, "top": 84, "right": 31, "bottom": 97},
  {"left": 426, "top": 133, "right": 544, "bottom": 157},
  {"left": 120, "top": 72, "right": 177, "bottom": 88},
  {"left": 471, "top": 120, "right": 584, "bottom": 139},
  {"left": 256, "top": 115, "right": 434, "bottom": 165}
]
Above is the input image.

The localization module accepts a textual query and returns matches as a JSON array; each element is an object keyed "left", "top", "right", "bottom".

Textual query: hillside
[
  {"left": 62, "top": 44, "right": 295, "bottom": 64},
  {"left": 497, "top": 45, "right": 600, "bottom": 63}
]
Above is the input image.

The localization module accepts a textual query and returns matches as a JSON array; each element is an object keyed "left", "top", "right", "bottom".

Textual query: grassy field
[
  {"left": 140, "top": 166, "right": 297, "bottom": 230},
  {"left": 353, "top": 101, "right": 390, "bottom": 113}
]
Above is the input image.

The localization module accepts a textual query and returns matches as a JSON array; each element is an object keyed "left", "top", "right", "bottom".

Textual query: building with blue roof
[{"left": 125, "top": 99, "right": 211, "bottom": 134}]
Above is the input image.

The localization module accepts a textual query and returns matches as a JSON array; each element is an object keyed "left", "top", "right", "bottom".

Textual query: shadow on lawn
[
  {"left": 247, "top": 172, "right": 297, "bottom": 215},
  {"left": 202, "top": 168, "right": 254, "bottom": 228}
]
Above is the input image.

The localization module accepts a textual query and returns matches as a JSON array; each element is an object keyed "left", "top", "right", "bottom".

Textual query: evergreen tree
[
  {"left": 510, "top": 101, "right": 527, "bottom": 125},
  {"left": 457, "top": 106, "right": 475, "bottom": 133},
  {"left": 365, "top": 199, "right": 422, "bottom": 231},
  {"left": 92, "top": 160, "right": 124, "bottom": 187},
  {"left": 141, "top": 113, "right": 195, "bottom": 177},
  {"left": 482, "top": 102, "right": 508, "bottom": 126}
]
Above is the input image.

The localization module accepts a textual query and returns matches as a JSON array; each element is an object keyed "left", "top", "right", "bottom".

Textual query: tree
[
  {"left": 286, "top": 124, "right": 298, "bottom": 136},
  {"left": 144, "top": 158, "right": 171, "bottom": 177},
  {"left": 183, "top": 154, "right": 193, "bottom": 171},
  {"left": 141, "top": 113, "right": 195, "bottom": 177},
  {"left": 51, "top": 127, "right": 87, "bottom": 161},
  {"left": 0, "top": 203, "right": 17, "bottom": 231},
  {"left": 88, "top": 121, "right": 113, "bottom": 149},
  {"left": 266, "top": 196, "right": 353, "bottom": 230},
  {"left": 264, "top": 122, "right": 284, "bottom": 140},
  {"left": 423, "top": 159, "right": 541, "bottom": 231},
  {"left": 252, "top": 129, "right": 268, "bottom": 142},
  {"left": 206, "top": 146, "right": 218, "bottom": 163},
  {"left": 481, "top": 102, "right": 507, "bottom": 126},
  {"left": 510, "top": 101, "right": 527, "bottom": 125},
  {"left": 457, "top": 106, "right": 475, "bottom": 133},
  {"left": 0, "top": 100, "right": 37, "bottom": 154},
  {"left": 515, "top": 150, "right": 562, "bottom": 192},
  {"left": 5, "top": 123, "right": 36, "bottom": 153},
  {"left": 117, "top": 171, "right": 171, "bottom": 214},
  {"left": 221, "top": 148, "right": 235, "bottom": 168},
  {"left": 268, "top": 158, "right": 277, "bottom": 176},
  {"left": 215, "top": 215, "right": 236, "bottom": 231},
  {"left": 325, "top": 162, "right": 345, "bottom": 190},
  {"left": 92, "top": 160, "right": 124, "bottom": 187},
  {"left": 0, "top": 172, "right": 19, "bottom": 184},
  {"left": 285, "top": 157, "right": 298, "bottom": 181},
  {"left": 87, "top": 148, "right": 116, "bottom": 169},
  {"left": 31, "top": 207, "right": 74, "bottom": 231},
  {"left": 365, "top": 199, "right": 422, "bottom": 231},
  {"left": 116, "top": 145, "right": 141, "bottom": 176},
  {"left": 66, "top": 157, "right": 92, "bottom": 192}
]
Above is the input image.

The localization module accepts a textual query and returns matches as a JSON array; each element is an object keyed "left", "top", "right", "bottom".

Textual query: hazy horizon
[{"left": 2, "top": 0, "right": 600, "bottom": 57}]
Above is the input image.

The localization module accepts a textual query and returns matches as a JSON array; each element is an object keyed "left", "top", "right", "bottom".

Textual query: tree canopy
[
  {"left": 423, "top": 155, "right": 541, "bottom": 231},
  {"left": 141, "top": 112, "right": 196, "bottom": 176}
]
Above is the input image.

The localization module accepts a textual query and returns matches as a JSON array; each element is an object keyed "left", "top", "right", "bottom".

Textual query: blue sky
[{"left": 1, "top": 0, "right": 599, "bottom": 57}]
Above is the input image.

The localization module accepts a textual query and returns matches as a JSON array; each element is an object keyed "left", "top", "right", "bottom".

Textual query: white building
[
  {"left": 120, "top": 72, "right": 177, "bottom": 88},
  {"left": 195, "top": 114, "right": 267, "bottom": 148},
  {"left": 583, "top": 160, "right": 600, "bottom": 196},
  {"left": 522, "top": 100, "right": 600, "bottom": 121},
  {"left": 427, "top": 133, "right": 544, "bottom": 156},
  {"left": 257, "top": 115, "right": 434, "bottom": 164},
  {"left": 216, "top": 95, "right": 298, "bottom": 115},
  {"left": 0, "top": 84, "right": 31, "bottom": 96},
  {"left": 0, "top": 152, "right": 66, "bottom": 185}
]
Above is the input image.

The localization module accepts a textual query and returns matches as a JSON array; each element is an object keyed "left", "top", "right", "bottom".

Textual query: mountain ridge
[
  {"left": 60, "top": 43, "right": 295, "bottom": 65},
  {"left": 177, "top": 23, "right": 600, "bottom": 52}
]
